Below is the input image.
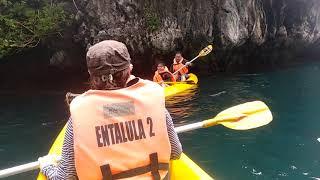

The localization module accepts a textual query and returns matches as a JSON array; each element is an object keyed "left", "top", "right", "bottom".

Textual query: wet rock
[{"left": 56, "top": 0, "right": 320, "bottom": 73}]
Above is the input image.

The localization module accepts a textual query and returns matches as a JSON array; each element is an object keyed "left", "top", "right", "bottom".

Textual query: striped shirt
[{"left": 41, "top": 110, "right": 182, "bottom": 179}]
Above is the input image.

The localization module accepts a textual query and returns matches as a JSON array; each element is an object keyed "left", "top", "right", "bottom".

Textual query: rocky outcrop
[{"left": 59, "top": 0, "right": 320, "bottom": 74}]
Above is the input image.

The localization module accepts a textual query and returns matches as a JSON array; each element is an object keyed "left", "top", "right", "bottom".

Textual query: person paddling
[
  {"left": 171, "top": 52, "right": 191, "bottom": 81},
  {"left": 153, "top": 62, "right": 176, "bottom": 87},
  {"left": 39, "top": 40, "right": 182, "bottom": 180}
]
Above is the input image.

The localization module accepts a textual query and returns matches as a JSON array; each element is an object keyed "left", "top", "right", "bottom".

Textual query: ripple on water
[
  {"left": 310, "top": 177, "right": 320, "bottom": 180},
  {"left": 251, "top": 168, "right": 262, "bottom": 176},
  {"left": 6, "top": 123, "right": 24, "bottom": 127},
  {"left": 209, "top": 91, "right": 226, "bottom": 97},
  {"left": 42, "top": 121, "right": 58, "bottom": 126},
  {"left": 278, "top": 172, "right": 288, "bottom": 177},
  {"left": 290, "top": 165, "right": 298, "bottom": 170},
  {"left": 241, "top": 165, "right": 248, "bottom": 169}
]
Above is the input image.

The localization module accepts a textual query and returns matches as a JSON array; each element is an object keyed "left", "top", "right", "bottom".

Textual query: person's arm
[
  {"left": 183, "top": 59, "right": 191, "bottom": 67},
  {"left": 164, "top": 109, "right": 182, "bottom": 159},
  {"left": 41, "top": 119, "right": 77, "bottom": 180},
  {"left": 182, "top": 59, "right": 187, "bottom": 64}
]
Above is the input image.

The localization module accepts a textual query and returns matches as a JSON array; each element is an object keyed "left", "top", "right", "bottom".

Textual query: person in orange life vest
[
  {"left": 38, "top": 40, "right": 182, "bottom": 180},
  {"left": 171, "top": 51, "right": 191, "bottom": 81},
  {"left": 153, "top": 62, "right": 176, "bottom": 87}
]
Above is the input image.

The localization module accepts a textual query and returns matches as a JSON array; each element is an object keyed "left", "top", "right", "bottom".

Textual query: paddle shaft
[
  {"left": 0, "top": 161, "right": 39, "bottom": 178},
  {"left": 173, "top": 44, "right": 213, "bottom": 76},
  {"left": 0, "top": 122, "right": 206, "bottom": 178},
  {"left": 175, "top": 122, "right": 204, "bottom": 133},
  {"left": 172, "top": 55, "right": 199, "bottom": 75}
]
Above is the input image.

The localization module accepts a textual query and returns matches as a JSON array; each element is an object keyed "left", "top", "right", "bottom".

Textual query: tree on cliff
[{"left": 0, "top": 0, "right": 69, "bottom": 58}]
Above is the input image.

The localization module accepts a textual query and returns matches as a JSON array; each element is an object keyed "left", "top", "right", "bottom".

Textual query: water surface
[{"left": 1, "top": 63, "right": 320, "bottom": 179}]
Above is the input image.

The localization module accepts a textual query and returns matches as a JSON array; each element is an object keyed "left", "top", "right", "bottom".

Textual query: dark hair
[
  {"left": 90, "top": 68, "right": 130, "bottom": 90},
  {"left": 157, "top": 62, "right": 165, "bottom": 67},
  {"left": 175, "top": 51, "right": 182, "bottom": 55}
]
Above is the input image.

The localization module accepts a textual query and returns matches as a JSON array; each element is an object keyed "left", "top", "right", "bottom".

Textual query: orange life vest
[
  {"left": 153, "top": 67, "right": 176, "bottom": 83},
  {"left": 70, "top": 79, "right": 171, "bottom": 180},
  {"left": 172, "top": 59, "right": 188, "bottom": 75}
]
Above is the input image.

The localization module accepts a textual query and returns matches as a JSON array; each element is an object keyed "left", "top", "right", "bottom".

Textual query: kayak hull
[
  {"left": 170, "top": 154, "right": 213, "bottom": 180},
  {"left": 164, "top": 73, "right": 198, "bottom": 97}
]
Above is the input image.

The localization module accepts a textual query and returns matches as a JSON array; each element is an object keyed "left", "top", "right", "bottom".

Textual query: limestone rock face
[{"left": 61, "top": 0, "right": 320, "bottom": 73}]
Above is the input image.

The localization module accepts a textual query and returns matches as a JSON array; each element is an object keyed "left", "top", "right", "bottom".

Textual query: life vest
[
  {"left": 153, "top": 66, "right": 176, "bottom": 83},
  {"left": 172, "top": 58, "right": 188, "bottom": 75},
  {"left": 70, "top": 79, "right": 171, "bottom": 180}
]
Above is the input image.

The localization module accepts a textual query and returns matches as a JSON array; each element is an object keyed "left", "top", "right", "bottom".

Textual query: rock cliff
[{"left": 15, "top": 0, "right": 320, "bottom": 76}]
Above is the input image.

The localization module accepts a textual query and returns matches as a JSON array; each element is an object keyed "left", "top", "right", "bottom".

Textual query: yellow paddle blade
[
  {"left": 198, "top": 45, "right": 213, "bottom": 57},
  {"left": 203, "top": 101, "right": 272, "bottom": 130}
]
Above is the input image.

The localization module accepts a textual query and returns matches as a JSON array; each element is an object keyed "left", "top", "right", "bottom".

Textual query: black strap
[
  {"left": 113, "top": 163, "right": 168, "bottom": 179},
  {"left": 150, "top": 153, "right": 161, "bottom": 180},
  {"left": 100, "top": 153, "right": 169, "bottom": 180},
  {"left": 100, "top": 164, "right": 112, "bottom": 180}
]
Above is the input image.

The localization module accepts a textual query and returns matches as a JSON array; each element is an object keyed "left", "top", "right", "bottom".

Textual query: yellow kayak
[
  {"left": 164, "top": 73, "right": 198, "bottom": 97},
  {"left": 37, "top": 73, "right": 213, "bottom": 179},
  {"left": 37, "top": 124, "right": 212, "bottom": 180}
]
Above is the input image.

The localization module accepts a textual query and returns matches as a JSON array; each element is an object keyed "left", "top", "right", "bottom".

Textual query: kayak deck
[
  {"left": 164, "top": 73, "right": 198, "bottom": 97},
  {"left": 170, "top": 154, "right": 213, "bottom": 180}
]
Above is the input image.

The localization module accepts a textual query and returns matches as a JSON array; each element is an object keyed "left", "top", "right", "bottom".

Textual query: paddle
[
  {"left": 175, "top": 101, "right": 272, "bottom": 132},
  {"left": 0, "top": 101, "right": 272, "bottom": 178},
  {"left": 172, "top": 45, "right": 213, "bottom": 76}
]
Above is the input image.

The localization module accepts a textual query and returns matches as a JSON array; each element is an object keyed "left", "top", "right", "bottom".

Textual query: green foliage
[
  {"left": 0, "top": 0, "right": 68, "bottom": 58},
  {"left": 144, "top": 7, "right": 160, "bottom": 32}
]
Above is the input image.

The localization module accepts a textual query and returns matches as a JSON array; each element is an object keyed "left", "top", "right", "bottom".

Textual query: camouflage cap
[{"left": 86, "top": 40, "right": 131, "bottom": 76}]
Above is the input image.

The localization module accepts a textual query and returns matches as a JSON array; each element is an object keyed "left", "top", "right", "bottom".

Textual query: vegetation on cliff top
[
  {"left": 0, "top": 0, "right": 69, "bottom": 58},
  {"left": 144, "top": 7, "right": 160, "bottom": 32}
]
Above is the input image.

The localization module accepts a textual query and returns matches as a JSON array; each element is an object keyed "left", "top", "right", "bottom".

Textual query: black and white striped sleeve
[
  {"left": 165, "top": 109, "right": 183, "bottom": 159},
  {"left": 41, "top": 119, "right": 77, "bottom": 179}
]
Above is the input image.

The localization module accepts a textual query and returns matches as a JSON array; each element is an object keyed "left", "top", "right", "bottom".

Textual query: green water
[{"left": 1, "top": 62, "right": 320, "bottom": 179}]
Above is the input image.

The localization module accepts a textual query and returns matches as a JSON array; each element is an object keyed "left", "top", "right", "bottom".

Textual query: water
[{"left": 1, "top": 62, "right": 320, "bottom": 179}]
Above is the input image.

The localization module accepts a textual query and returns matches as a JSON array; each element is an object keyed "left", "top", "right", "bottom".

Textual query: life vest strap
[
  {"left": 150, "top": 153, "right": 161, "bottom": 180},
  {"left": 101, "top": 164, "right": 112, "bottom": 180},
  {"left": 101, "top": 153, "right": 169, "bottom": 180}
]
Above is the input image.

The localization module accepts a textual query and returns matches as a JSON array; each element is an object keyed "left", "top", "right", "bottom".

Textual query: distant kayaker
[
  {"left": 171, "top": 51, "right": 191, "bottom": 81},
  {"left": 38, "top": 40, "right": 182, "bottom": 180},
  {"left": 153, "top": 62, "right": 176, "bottom": 87}
]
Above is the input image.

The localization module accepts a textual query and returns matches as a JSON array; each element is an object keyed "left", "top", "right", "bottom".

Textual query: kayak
[
  {"left": 164, "top": 73, "right": 198, "bottom": 97},
  {"left": 37, "top": 72, "right": 213, "bottom": 179},
  {"left": 37, "top": 124, "right": 213, "bottom": 180}
]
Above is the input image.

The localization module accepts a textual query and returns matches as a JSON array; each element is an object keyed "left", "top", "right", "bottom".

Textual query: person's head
[
  {"left": 156, "top": 62, "right": 166, "bottom": 73},
  {"left": 86, "top": 40, "right": 131, "bottom": 90},
  {"left": 175, "top": 51, "right": 183, "bottom": 63}
]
